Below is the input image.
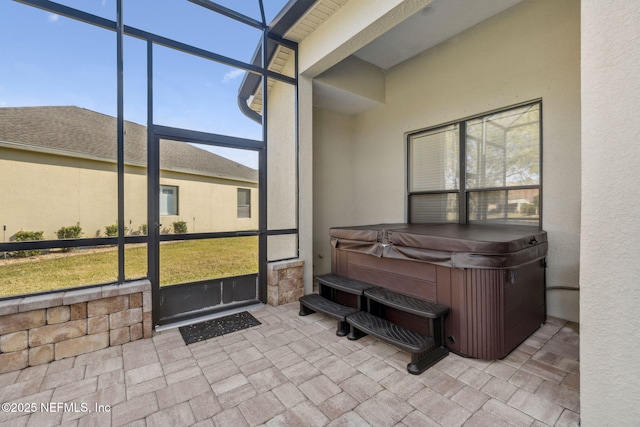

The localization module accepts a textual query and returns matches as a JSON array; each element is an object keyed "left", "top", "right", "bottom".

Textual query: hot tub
[{"left": 329, "top": 223, "right": 548, "bottom": 359}]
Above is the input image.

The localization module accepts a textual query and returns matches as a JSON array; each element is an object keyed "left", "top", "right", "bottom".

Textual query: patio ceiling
[
  {"left": 298, "top": 0, "right": 526, "bottom": 115},
  {"left": 241, "top": 0, "right": 527, "bottom": 117}
]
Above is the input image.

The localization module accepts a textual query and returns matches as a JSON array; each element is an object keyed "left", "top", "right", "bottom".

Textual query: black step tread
[
  {"left": 316, "top": 274, "right": 374, "bottom": 295},
  {"left": 407, "top": 346, "right": 449, "bottom": 375},
  {"left": 364, "top": 287, "right": 450, "bottom": 319},
  {"left": 299, "top": 294, "right": 359, "bottom": 320},
  {"left": 346, "top": 311, "right": 434, "bottom": 353}
]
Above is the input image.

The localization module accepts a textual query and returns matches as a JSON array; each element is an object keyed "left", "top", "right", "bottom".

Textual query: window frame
[
  {"left": 407, "top": 100, "right": 543, "bottom": 228},
  {"left": 237, "top": 188, "right": 251, "bottom": 219},
  {"left": 159, "top": 185, "right": 178, "bottom": 216}
]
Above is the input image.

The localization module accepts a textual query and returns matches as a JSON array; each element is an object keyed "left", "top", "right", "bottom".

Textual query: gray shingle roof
[{"left": 0, "top": 106, "right": 258, "bottom": 183}]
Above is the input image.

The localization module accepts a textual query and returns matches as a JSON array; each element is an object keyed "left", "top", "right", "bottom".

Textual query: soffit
[
  {"left": 283, "top": 0, "right": 350, "bottom": 43},
  {"left": 248, "top": 45, "right": 294, "bottom": 114}
]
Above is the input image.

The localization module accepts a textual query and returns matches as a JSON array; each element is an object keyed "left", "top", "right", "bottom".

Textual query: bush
[
  {"left": 140, "top": 224, "right": 147, "bottom": 235},
  {"left": 56, "top": 223, "right": 83, "bottom": 239},
  {"left": 105, "top": 224, "right": 128, "bottom": 237},
  {"left": 56, "top": 223, "right": 83, "bottom": 252},
  {"left": 172, "top": 220, "right": 188, "bottom": 234},
  {"left": 14, "top": 230, "right": 44, "bottom": 258},
  {"left": 105, "top": 224, "right": 118, "bottom": 237}
]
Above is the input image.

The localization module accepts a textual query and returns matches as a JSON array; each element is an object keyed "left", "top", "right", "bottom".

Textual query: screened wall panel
[
  {"left": 158, "top": 141, "right": 259, "bottom": 234},
  {"left": 0, "top": 4, "right": 122, "bottom": 297},
  {"left": 48, "top": 0, "right": 115, "bottom": 19},
  {"left": 123, "top": 0, "right": 262, "bottom": 63},
  {"left": 2, "top": 0, "right": 299, "bottom": 308},
  {"left": 159, "top": 236, "right": 258, "bottom": 287},
  {"left": 153, "top": 47, "right": 263, "bottom": 139},
  {"left": 268, "top": 234, "right": 298, "bottom": 262}
]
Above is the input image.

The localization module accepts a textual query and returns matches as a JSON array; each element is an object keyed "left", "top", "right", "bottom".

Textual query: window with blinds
[
  {"left": 237, "top": 188, "right": 251, "bottom": 218},
  {"left": 408, "top": 102, "right": 541, "bottom": 227}
]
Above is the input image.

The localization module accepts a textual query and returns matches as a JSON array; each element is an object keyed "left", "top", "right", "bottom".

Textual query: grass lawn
[{"left": 0, "top": 237, "right": 258, "bottom": 298}]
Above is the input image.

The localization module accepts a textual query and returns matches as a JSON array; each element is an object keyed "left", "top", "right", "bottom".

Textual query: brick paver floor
[{"left": 0, "top": 302, "right": 579, "bottom": 426}]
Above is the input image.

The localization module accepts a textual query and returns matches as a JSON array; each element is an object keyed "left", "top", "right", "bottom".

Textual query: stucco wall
[
  {"left": 0, "top": 148, "right": 258, "bottom": 241},
  {"left": 580, "top": 0, "right": 640, "bottom": 424},
  {"left": 312, "top": 0, "right": 581, "bottom": 321},
  {"left": 312, "top": 108, "right": 355, "bottom": 274}
]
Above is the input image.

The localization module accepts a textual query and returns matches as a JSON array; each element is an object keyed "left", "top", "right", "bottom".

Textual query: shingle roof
[{"left": 0, "top": 106, "right": 258, "bottom": 183}]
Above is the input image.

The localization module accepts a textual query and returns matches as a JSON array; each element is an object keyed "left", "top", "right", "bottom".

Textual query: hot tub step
[
  {"left": 316, "top": 274, "right": 374, "bottom": 295},
  {"left": 346, "top": 310, "right": 434, "bottom": 352},
  {"left": 346, "top": 311, "right": 448, "bottom": 374},
  {"left": 364, "top": 287, "right": 450, "bottom": 319},
  {"left": 299, "top": 293, "right": 359, "bottom": 336}
]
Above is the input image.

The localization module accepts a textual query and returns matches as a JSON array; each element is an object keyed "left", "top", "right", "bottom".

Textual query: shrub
[
  {"left": 105, "top": 224, "right": 118, "bottom": 237},
  {"left": 56, "top": 223, "right": 83, "bottom": 239},
  {"left": 14, "top": 230, "right": 44, "bottom": 258},
  {"left": 172, "top": 220, "right": 188, "bottom": 234},
  {"left": 105, "top": 224, "right": 128, "bottom": 237},
  {"left": 56, "top": 223, "right": 83, "bottom": 252},
  {"left": 140, "top": 223, "right": 147, "bottom": 235}
]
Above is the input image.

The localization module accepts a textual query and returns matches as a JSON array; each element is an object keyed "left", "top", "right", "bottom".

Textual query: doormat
[{"left": 179, "top": 312, "right": 261, "bottom": 345}]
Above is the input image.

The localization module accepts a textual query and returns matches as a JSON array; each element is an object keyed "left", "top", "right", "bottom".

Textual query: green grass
[{"left": 0, "top": 237, "right": 258, "bottom": 298}]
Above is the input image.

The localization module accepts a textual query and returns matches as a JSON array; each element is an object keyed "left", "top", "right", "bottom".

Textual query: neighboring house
[{"left": 0, "top": 106, "right": 258, "bottom": 240}]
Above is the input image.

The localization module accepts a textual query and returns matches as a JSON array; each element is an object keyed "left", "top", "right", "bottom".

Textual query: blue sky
[{"left": 0, "top": 0, "right": 291, "bottom": 168}]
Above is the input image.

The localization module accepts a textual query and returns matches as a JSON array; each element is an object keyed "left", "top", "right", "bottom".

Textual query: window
[
  {"left": 160, "top": 185, "right": 178, "bottom": 216},
  {"left": 237, "top": 188, "right": 251, "bottom": 218},
  {"left": 408, "top": 102, "right": 541, "bottom": 227}
]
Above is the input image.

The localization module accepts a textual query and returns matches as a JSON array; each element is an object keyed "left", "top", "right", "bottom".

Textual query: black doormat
[{"left": 179, "top": 312, "right": 261, "bottom": 345}]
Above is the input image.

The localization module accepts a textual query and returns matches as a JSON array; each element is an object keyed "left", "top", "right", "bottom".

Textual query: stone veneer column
[{"left": 266, "top": 260, "right": 304, "bottom": 306}]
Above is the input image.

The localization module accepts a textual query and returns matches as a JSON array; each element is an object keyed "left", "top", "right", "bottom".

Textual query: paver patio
[{"left": 0, "top": 301, "right": 579, "bottom": 426}]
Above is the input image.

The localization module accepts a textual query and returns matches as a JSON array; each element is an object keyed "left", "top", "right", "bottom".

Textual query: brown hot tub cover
[{"left": 330, "top": 223, "right": 547, "bottom": 269}]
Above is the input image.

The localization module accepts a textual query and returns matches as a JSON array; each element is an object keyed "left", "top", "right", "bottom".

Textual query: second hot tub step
[{"left": 299, "top": 293, "right": 360, "bottom": 336}]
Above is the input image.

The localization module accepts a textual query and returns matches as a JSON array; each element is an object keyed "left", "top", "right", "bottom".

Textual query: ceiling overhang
[{"left": 239, "top": 0, "right": 528, "bottom": 119}]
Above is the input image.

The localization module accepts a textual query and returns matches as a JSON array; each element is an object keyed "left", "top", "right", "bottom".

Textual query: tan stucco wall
[
  {"left": 312, "top": 0, "right": 581, "bottom": 322},
  {"left": 0, "top": 147, "right": 257, "bottom": 241},
  {"left": 158, "top": 170, "right": 258, "bottom": 234},
  {"left": 580, "top": 0, "right": 640, "bottom": 424},
  {"left": 312, "top": 108, "right": 355, "bottom": 274},
  {"left": 267, "top": 69, "right": 298, "bottom": 261}
]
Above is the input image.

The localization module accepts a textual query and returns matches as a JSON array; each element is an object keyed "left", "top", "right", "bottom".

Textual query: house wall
[
  {"left": 267, "top": 75, "right": 298, "bottom": 261},
  {"left": 580, "top": 0, "right": 640, "bottom": 424},
  {"left": 312, "top": 0, "right": 581, "bottom": 322},
  {"left": 158, "top": 170, "right": 258, "bottom": 234},
  {"left": 1, "top": 148, "right": 119, "bottom": 240},
  {"left": 0, "top": 147, "right": 258, "bottom": 241},
  {"left": 312, "top": 108, "right": 355, "bottom": 274}
]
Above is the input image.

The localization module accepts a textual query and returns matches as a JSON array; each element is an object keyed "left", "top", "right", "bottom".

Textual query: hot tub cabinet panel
[{"left": 330, "top": 224, "right": 547, "bottom": 360}]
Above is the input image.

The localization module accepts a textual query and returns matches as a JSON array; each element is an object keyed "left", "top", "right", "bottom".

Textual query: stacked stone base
[
  {"left": 0, "top": 280, "right": 152, "bottom": 374},
  {"left": 267, "top": 260, "right": 304, "bottom": 306}
]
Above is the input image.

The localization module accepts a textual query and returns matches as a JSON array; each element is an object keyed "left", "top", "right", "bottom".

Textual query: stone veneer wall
[
  {"left": 267, "top": 260, "right": 304, "bottom": 306},
  {"left": 0, "top": 280, "right": 152, "bottom": 374}
]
